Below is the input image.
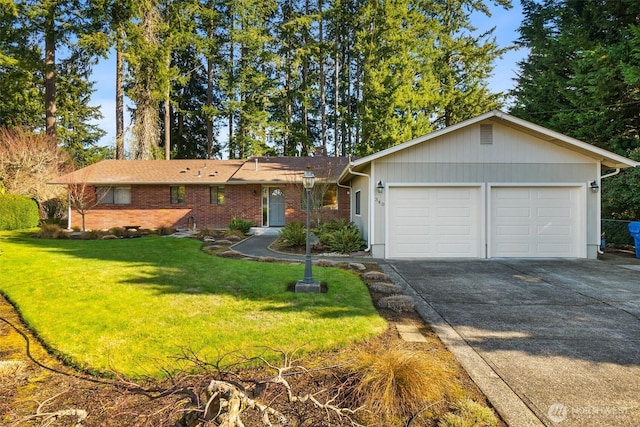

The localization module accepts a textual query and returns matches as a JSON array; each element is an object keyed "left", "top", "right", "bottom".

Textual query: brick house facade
[{"left": 55, "top": 157, "right": 351, "bottom": 231}]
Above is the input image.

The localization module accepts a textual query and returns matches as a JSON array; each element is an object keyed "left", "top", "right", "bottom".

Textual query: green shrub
[
  {"left": 228, "top": 217, "right": 253, "bottom": 234},
  {"left": 279, "top": 221, "right": 306, "bottom": 246},
  {"left": 317, "top": 218, "right": 351, "bottom": 234},
  {"left": 0, "top": 194, "right": 40, "bottom": 230},
  {"left": 109, "top": 227, "right": 126, "bottom": 237},
  {"left": 322, "top": 225, "right": 365, "bottom": 253},
  {"left": 601, "top": 219, "right": 634, "bottom": 247},
  {"left": 158, "top": 225, "right": 174, "bottom": 236},
  {"left": 41, "top": 198, "right": 66, "bottom": 223},
  {"left": 82, "top": 229, "right": 106, "bottom": 240}
]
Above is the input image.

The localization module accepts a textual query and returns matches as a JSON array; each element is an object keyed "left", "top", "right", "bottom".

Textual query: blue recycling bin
[{"left": 628, "top": 222, "right": 640, "bottom": 258}]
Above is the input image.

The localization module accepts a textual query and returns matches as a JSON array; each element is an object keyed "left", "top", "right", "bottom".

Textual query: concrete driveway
[{"left": 384, "top": 257, "right": 640, "bottom": 427}]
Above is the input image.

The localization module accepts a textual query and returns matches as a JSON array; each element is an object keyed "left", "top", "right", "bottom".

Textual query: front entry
[{"left": 266, "top": 187, "right": 285, "bottom": 226}]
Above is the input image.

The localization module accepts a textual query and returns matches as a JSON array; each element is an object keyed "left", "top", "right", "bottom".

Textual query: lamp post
[{"left": 296, "top": 168, "right": 321, "bottom": 293}]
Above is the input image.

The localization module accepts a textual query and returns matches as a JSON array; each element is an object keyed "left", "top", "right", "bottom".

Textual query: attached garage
[
  {"left": 340, "top": 110, "right": 638, "bottom": 260},
  {"left": 387, "top": 185, "right": 584, "bottom": 259}
]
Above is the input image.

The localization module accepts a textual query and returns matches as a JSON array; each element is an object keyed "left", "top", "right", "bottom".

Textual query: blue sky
[{"left": 89, "top": 1, "right": 526, "bottom": 151}]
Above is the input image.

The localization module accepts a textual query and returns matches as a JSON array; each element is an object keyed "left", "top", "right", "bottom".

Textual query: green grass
[{"left": 0, "top": 231, "right": 386, "bottom": 378}]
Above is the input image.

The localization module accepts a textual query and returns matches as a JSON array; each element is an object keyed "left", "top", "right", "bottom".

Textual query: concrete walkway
[{"left": 231, "top": 227, "right": 375, "bottom": 263}]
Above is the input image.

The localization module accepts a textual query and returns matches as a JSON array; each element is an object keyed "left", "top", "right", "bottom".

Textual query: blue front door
[{"left": 268, "top": 188, "right": 285, "bottom": 226}]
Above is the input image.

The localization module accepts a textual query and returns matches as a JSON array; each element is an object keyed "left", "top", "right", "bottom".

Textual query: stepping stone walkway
[{"left": 396, "top": 323, "right": 427, "bottom": 343}]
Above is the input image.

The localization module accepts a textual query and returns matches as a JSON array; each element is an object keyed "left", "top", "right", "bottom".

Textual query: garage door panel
[
  {"left": 438, "top": 225, "right": 472, "bottom": 236},
  {"left": 496, "top": 243, "right": 530, "bottom": 254},
  {"left": 496, "top": 207, "right": 531, "bottom": 218},
  {"left": 388, "top": 187, "right": 482, "bottom": 258},
  {"left": 491, "top": 187, "right": 582, "bottom": 258},
  {"left": 497, "top": 225, "right": 530, "bottom": 235},
  {"left": 537, "top": 207, "right": 571, "bottom": 217},
  {"left": 437, "top": 243, "right": 473, "bottom": 256},
  {"left": 537, "top": 243, "right": 572, "bottom": 254},
  {"left": 438, "top": 207, "right": 472, "bottom": 217},
  {"left": 537, "top": 225, "right": 571, "bottom": 236}
]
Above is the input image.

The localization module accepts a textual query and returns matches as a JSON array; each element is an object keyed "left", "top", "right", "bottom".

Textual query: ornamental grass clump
[
  {"left": 438, "top": 398, "right": 498, "bottom": 427},
  {"left": 36, "top": 224, "right": 68, "bottom": 239},
  {"left": 348, "top": 347, "right": 461, "bottom": 423}
]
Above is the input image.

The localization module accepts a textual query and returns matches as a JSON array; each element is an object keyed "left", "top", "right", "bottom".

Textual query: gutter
[
  {"left": 597, "top": 168, "right": 621, "bottom": 255},
  {"left": 347, "top": 166, "right": 372, "bottom": 252}
]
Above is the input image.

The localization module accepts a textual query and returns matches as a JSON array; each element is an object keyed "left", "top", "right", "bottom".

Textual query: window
[
  {"left": 210, "top": 186, "right": 225, "bottom": 204},
  {"left": 321, "top": 187, "right": 338, "bottom": 210},
  {"left": 355, "top": 190, "right": 361, "bottom": 216},
  {"left": 301, "top": 186, "right": 339, "bottom": 210},
  {"left": 97, "top": 187, "right": 131, "bottom": 205},
  {"left": 170, "top": 186, "right": 185, "bottom": 204}
]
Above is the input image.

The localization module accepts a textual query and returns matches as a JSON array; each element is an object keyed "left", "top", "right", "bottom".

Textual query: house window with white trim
[
  {"left": 97, "top": 187, "right": 131, "bottom": 205},
  {"left": 170, "top": 186, "right": 186, "bottom": 204}
]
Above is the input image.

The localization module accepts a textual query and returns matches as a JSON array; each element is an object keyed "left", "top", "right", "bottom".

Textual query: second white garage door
[
  {"left": 387, "top": 186, "right": 483, "bottom": 258},
  {"left": 490, "top": 186, "right": 584, "bottom": 258}
]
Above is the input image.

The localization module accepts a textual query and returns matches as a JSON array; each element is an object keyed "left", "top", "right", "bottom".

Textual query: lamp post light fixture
[{"left": 296, "top": 168, "right": 321, "bottom": 293}]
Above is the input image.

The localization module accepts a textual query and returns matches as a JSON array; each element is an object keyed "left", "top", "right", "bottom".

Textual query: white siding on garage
[
  {"left": 490, "top": 186, "right": 584, "bottom": 258},
  {"left": 387, "top": 186, "right": 483, "bottom": 258}
]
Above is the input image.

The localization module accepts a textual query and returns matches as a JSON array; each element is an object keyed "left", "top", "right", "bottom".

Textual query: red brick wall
[
  {"left": 284, "top": 185, "right": 350, "bottom": 225},
  {"left": 70, "top": 183, "right": 350, "bottom": 230}
]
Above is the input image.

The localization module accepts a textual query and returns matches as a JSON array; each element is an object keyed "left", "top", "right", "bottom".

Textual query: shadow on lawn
[{"left": 2, "top": 232, "right": 378, "bottom": 319}]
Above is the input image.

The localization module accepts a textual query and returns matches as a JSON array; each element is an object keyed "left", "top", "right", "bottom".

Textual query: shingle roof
[
  {"left": 229, "top": 156, "right": 350, "bottom": 184},
  {"left": 52, "top": 159, "right": 245, "bottom": 185},
  {"left": 51, "top": 157, "right": 350, "bottom": 185}
]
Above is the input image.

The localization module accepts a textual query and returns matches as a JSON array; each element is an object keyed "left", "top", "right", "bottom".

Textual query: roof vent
[{"left": 480, "top": 124, "right": 493, "bottom": 144}]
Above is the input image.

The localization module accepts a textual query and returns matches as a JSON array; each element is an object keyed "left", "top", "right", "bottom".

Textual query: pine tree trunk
[
  {"left": 44, "top": 7, "right": 56, "bottom": 137},
  {"left": 207, "top": 57, "right": 214, "bottom": 159},
  {"left": 115, "top": 36, "right": 125, "bottom": 160},
  {"left": 164, "top": 97, "right": 170, "bottom": 159},
  {"left": 318, "top": 0, "right": 326, "bottom": 154}
]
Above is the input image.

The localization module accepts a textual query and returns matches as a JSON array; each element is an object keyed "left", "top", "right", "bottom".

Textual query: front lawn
[{"left": 0, "top": 231, "right": 386, "bottom": 377}]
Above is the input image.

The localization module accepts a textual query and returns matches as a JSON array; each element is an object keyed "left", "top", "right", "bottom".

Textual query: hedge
[{"left": 0, "top": 194, "right": 40, "bottom": 230}]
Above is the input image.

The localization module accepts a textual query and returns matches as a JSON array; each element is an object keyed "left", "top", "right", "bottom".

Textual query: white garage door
[
  {"left": 490, "top": 187, "right": 583, "bottom": 258},
  {"left": 387, "top": 187, "right": 482, "bottom": 258}
]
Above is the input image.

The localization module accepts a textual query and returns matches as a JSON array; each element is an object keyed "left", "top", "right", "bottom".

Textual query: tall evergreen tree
[
  {"left": 511, "top": 0, "right": 640, "bottom": 219},
  {"left": 3, "top": 0, "right": 107, "bottom": 166}
]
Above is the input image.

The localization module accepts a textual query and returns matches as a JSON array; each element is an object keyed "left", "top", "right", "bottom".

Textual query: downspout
[
  {"left": 600, "top": 168, "right": 621, "bottom": 180},
  {"left": 67, "top": 189, "right": 72, "bottom": 230},
  {"left": 347, "top": 167, "right": 372, "bottom": 252},
  {"left": 597, "top": 168, "right": 621, "bottom": 255}
]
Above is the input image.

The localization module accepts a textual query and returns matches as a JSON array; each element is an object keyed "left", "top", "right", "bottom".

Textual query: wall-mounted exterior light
[
  {"left": 376, "top": 180, "right": 384, "bottom": 193},
  {"left": 590, "top": 180, "right": 600, "bottom": 193}
]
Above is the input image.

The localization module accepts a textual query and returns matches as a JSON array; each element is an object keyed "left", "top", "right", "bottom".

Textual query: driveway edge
[{"left": 383, "top": 264, "right": 545, "bottom": 427}]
